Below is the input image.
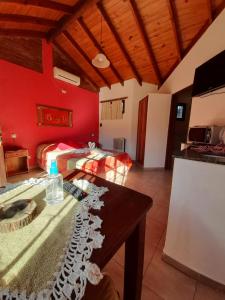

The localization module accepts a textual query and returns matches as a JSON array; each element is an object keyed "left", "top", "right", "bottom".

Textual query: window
[{"left": 101, "top": 99, "right": 126, "bottom": 120}]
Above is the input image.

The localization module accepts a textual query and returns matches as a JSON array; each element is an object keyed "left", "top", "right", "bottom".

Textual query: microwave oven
[{"left": 188, "top": 126, "right": 222, "bottom": 144}]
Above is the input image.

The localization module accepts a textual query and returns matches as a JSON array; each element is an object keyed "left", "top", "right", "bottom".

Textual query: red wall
[{"left": 0, "top": 40, "right": 99, "bottom": 167}]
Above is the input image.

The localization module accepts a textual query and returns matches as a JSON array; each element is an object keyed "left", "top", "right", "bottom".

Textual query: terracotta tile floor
[{"left": 7, "top": 165, "right": 225, "bottom": 300}]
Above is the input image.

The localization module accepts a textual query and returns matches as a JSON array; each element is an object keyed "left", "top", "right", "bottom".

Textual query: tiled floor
[{"left": 7, "top": 165, "right": 225, "bottom": 300}]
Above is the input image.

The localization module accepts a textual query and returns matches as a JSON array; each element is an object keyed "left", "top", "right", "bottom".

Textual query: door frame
[
  {"left": 136, "top": 96, "right": 148, "bottom": 165},
  {"left": 165, "top": 85, "right": 193, "bottom": 169}
]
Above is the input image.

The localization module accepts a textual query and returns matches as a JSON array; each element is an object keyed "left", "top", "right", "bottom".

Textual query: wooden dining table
[{"left": 65, "top": 170, "right": 153, "bottom": 300}]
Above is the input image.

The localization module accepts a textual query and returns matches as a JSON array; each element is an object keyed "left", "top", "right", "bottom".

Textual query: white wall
[
  {"left": 164, "top": 158, "right": 225, "bottom": 284},
  {"left": 99, "top": 79, "right": 157, "bottom": 160},
  {"left": 144, "top": 93, "right": 171, "bottom": 168},
  {"left": 159, "top": 9, "right": 225, "bottom": 127},
  {"left": 190, "top": 92, "right": 225, "bottom": 126}
]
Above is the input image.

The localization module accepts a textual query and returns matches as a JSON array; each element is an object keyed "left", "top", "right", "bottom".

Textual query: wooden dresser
[{"left": 4, "top": 149, "right": 29, "bottom": 177}]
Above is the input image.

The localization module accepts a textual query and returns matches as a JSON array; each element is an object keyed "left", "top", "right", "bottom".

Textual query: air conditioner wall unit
[{"left": 53, "top": 67, "right": 80, "bottom": 86}]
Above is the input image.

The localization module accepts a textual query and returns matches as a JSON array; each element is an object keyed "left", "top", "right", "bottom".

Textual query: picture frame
[
  {"left": 175, "top": 103, "right": 186, "bottom": 121},
  {"left": 37, "top": 104, "right": 73, "bottom": 127}
]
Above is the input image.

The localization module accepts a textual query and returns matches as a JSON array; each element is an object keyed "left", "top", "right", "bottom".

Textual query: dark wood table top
[{"left": 65, "top": 170, "right": 153, "bottom": 269}]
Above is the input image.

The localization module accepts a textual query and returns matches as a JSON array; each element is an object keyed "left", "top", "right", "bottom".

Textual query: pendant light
[{"left": 92, "top": 15, "right": 110, "bottom": 69}]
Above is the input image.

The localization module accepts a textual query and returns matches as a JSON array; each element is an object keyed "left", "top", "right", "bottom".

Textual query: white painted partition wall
[
  {"left": 164, "top": 158, "right": 225, "bottom": 284},
  {"left": 144, "top": 93, "right": 171, "bottom": 168}
]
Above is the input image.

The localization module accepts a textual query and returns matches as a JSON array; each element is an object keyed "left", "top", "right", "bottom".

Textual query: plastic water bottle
[{"left": 45, "top": 160, "right": 64, "bottom": 205}]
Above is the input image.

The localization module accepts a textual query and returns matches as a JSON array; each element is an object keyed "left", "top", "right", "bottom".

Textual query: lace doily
[{"left": 0, "top": 179, "right": 108, "bottom": 300}]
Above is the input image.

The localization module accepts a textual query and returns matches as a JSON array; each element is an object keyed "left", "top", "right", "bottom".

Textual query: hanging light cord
[{"left": 100, "top": 14, "right": 103, "bottom": 48}]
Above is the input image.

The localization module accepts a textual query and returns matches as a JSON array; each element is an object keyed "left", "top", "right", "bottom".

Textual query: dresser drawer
[
  {"left": 4, "top": 149, "right": 29, "bottom": 177},
  {"left": 5, "top": 149, "right": 28, "bottom": 159}
]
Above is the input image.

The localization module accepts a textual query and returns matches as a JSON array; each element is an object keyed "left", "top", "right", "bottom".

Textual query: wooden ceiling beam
[
  {"left": 0, "top": 13, "right": 57, "bottom": 27},
  {"left": 183, "top": 20, "right": 210, "bottom": 56},
  {"left": 53, "top": 41, "right": 99, "bottom": 92},
  {"left": 78, "top": 17, "right": 124, "bottom": 85},
  {"left": 0, "top": 0, "right": 72, "bottom": 14},
  {"left": 63, "top": 31, "right": 111, "bottom": 88},
  {"left": 161, "top": 20, "right": 211, "bottom": 87},
  {"left": 97, "top": 2, "right": 142, "bottom": 86},
  {"left": 166, "top": 0, "right": 183, "bottom": 60},
  {"left": 214, "top": 1, "right": 225, "bottom": 18},
  {"left": 206, "top": 0, "right": 213, "bottom": 23},
  {"left": 47, "top": 0, "right": 101, "bottom": 42},
  {"left": 0, "top": 28, "right": 46, "bottom": 38},
  {"left": 128, "top": 0, "right": 162, "bottom": 84}
]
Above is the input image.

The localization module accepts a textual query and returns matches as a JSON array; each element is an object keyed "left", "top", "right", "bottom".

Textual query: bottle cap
[{"left": 49, "top": 160, "right": 59, "bottom": 175}]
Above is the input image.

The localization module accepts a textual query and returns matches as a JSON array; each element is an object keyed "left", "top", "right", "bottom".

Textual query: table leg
[{"left": 123, "top": 216, "right": 146, "bottom": 300}]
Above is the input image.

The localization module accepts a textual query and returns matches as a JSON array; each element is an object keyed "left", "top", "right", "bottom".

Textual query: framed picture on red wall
[{"left": 37, "top": 104, "right": 73, "bottom": 127}]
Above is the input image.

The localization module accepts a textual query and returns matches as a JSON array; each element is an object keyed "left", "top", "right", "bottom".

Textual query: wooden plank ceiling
[{"left": 0, "top": 0, "right": 224, "bottom": 92}]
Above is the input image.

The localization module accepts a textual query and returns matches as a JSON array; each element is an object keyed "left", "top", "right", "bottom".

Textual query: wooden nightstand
[
  {"left": 5, "top": 149, "right": 29, "bottom": 177},
  {"left": 0, "top": 143, "right": 7, "bottom": 186}
]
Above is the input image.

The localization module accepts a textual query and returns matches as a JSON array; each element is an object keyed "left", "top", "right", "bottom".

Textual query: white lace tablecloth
[{"left": 0, "top": 178, "right": 108, "bottom": 300}]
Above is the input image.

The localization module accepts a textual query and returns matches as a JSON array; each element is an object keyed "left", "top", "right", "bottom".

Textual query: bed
[{"left": 37, "top": 142, "right": 132, "bottom": 183}]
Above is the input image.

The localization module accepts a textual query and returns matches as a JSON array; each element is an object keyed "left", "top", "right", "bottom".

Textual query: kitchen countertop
[{"left": 174, "top": 148, "right": 225, "bottom": 165}]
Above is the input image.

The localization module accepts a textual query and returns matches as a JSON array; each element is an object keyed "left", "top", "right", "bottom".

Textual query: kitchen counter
[
  {"left": 163, "top": 156, "right": 225, "bottom": 287},
  {"left": 174, "top": 148, "right": 225, "bottom": 165}
]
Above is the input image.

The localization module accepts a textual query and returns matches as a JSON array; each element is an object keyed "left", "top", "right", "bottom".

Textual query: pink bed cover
[{"left": 37, "top": 142, "right": 132, "bottom": 177}]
